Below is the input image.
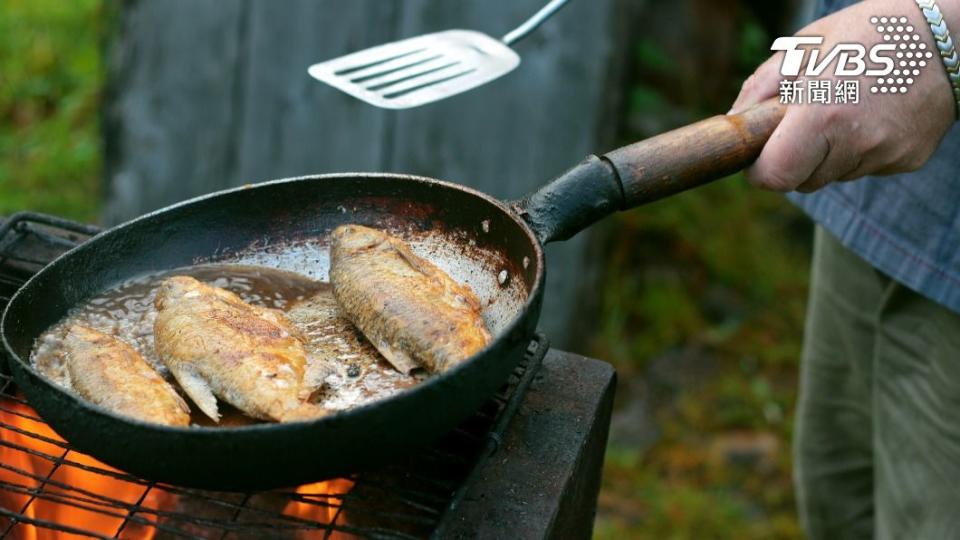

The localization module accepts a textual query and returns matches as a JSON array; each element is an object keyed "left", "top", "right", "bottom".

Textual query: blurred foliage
[
  {"left": 592, "top": 4, "right": 811, "bottom": 539},
  {"left": 593, "top": 179, "right": 810, "bottom": 369},
  {"left": 0, "top": 0, "right": 104, "bottom": 222}
]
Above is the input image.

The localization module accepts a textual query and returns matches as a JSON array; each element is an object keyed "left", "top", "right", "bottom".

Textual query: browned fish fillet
[
  {"left": 62, "top": 325, "right": 190, "bottom": 426},
  {"left": 154, "top": 276, "right": 327, "bottom": 423},
  {"left": 329, "top": 225, "right": 492, "bottom": 374}
]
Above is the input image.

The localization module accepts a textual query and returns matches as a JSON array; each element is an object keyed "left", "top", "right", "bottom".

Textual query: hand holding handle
[{"left": 518, "top": 98, "right": 786, "bottom": 243}]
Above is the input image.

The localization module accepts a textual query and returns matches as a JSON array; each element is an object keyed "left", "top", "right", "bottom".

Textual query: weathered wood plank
[
  {"left": 103, "top": 0, "right": 249, "bottom": 219},
  {"left": 103, "top": 0, "right": 637, "bottom": 343},
  {"left": 235, "top": 1, "right": 402, "bottom": 182}
]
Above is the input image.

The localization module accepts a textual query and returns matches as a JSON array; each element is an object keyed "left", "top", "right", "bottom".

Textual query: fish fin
[
  {"left": 300, "top": 355, "right": 335, "bottom": 401},
  {"left": 279, "top": 402, "right": 330, "bottom": 423},
  {"left": 375, "top": 340, "right": 421, "bottom": 375},
  {"left": 61, "top": 363, "right": 75, "bottom": 392},
  {"left": 168, "top": 364, "right": 218, "bottom": 422},
  {"left": 171, "top": 390, "right": 192, "bottom": 415},
  {"left": 391, "top": 239, "right": 431, "bottom": 276}
]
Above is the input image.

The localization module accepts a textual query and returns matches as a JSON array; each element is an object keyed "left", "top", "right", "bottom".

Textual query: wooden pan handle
[
  {"left": 517, "top": 98, "right": 786, "bottom": 244},
  {"left": 603, "top": 98, "right": 786, "bottom": 207}
]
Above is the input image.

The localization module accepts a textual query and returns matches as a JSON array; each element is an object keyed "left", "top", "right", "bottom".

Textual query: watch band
[{"left": 916, "top": 0, "right": 960, "bottom": 119}]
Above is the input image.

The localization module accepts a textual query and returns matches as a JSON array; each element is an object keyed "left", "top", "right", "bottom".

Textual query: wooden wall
[{"left": 103, "top": 0, "right": 639, "bottom": 344}]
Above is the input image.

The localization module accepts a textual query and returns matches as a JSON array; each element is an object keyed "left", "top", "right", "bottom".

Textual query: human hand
[{"left": 730, "top": 0, "right": 957, "bottom": 193}]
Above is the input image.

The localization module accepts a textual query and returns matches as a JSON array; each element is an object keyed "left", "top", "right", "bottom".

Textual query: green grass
[
  {"left": 0, "top": 0, "right": 104, "bottom": 222},
  {"left": 596, "top": 465, "right": 801, "bottom": 540}
]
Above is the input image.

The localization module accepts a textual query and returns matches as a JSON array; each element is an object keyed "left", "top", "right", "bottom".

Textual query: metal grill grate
[{"left": 0, "top": 213, "right": 546, "bottom": 539}]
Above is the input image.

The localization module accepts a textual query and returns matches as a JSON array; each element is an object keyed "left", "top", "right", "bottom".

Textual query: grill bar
[
  {"left": 0, "top": 212, "right": 546, "bottom": 539},
  {"left": 111, "top": 481, "right": 154, "bottom": 538}
]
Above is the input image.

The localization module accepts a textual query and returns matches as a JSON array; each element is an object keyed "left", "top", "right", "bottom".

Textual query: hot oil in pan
[{"left": 31, "top": 264, "right": 423, "bottom": 427}]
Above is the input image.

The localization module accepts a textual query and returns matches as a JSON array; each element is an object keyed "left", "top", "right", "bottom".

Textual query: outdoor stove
[{"left": 0, "top": 213, "right": 615, "bottom": 540}]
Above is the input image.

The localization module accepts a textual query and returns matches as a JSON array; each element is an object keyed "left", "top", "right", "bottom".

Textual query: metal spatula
[{"left": 308, "top": 0, "right": 571, "bottom": 109}]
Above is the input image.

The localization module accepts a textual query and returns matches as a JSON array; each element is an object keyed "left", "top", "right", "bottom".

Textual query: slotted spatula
[{"left": 308, "top": 0, "right": 571, "bottom": 109}]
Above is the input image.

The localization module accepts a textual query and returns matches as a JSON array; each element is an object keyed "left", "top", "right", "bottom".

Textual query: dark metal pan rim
[{"left": 0, "top": 172, "right": 546, "bottom": 435}]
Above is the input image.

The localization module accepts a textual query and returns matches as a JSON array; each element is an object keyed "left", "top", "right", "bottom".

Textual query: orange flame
[
  {"left": 283, "top": 478, "right": 355, "bottom": 539},
  {"left": 0, "top": 399, "right": 173, "bottom": 539},
  {"left": 0, "top": 397, "right": 356, "bottom": 539}
]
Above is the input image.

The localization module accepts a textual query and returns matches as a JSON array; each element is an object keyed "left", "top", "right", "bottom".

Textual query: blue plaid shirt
[{"left": 788, "top": 0, "right": 960, "bottom": 313}]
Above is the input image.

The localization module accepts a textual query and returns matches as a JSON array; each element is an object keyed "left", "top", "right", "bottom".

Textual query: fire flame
[
  {"left": 0, "top": 399, "right": 170, "bottom": 539},
  {"left": 284, "top": 478, "right": 356, "bottom": 539},
  {"left": 0, "top": 397, "right": 354, "bottom": 539}
]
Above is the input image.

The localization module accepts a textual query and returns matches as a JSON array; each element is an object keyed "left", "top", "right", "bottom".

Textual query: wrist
[
  {"left": 933, "top": 0, "right": 960, "bottom": 31},
  {"left": 904, "top": 0, "right": 960, "bottom": 118}
]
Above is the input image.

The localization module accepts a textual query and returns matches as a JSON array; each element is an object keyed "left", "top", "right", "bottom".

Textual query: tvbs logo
[
  {"left": 772, "top": 36, "right": 896, "bottom": 77},
  {"left": 773, "top": 16, "right": 933, "bottom": 96}
]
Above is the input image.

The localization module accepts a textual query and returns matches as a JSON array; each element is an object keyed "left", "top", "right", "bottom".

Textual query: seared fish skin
[
  {"left": 62, "top": 325, "right": 190, "bottom": 426},
  {"left": 329, "top": 225, "right": 492, "bottom": 374},
  {"left": 154, "top": 276, "right": 326, "bottom": 423}
]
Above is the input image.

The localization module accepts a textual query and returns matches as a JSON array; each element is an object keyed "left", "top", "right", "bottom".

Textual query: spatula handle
[
  {"left": 603, "top": 98, "right": 786, "bottom": 208},
  {"left": 502, "top": 0, "right": 572, "bottom": 46}
]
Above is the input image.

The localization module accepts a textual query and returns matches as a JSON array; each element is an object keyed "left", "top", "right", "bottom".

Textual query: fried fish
[
  {"left": 62, "top": 325, "right": 190, "bottom": 426},
  {"left": 329, "top": 225, "right": 492, "bottom": 374},
  {"left": 154, "top": 276, "right": 327, "bottom": 423}
]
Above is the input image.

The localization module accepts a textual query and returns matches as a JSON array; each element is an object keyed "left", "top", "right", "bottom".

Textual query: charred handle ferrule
[
  {"left": 517, "top": 99, "right": 785, "bottom": 244},
  {"left": 515, "top": 155, "right": 624, "bottom": 244},
  {"left": 603, "top": 99, "right": 786, "bottom": 207}
]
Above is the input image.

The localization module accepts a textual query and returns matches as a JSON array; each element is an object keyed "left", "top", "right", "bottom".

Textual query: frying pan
[{"left": 1, "top": 99, "right": 784, "bottom": 490}]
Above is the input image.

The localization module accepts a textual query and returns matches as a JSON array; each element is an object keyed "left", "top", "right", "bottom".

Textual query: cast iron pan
[{"left": 1, "top": 100, "right": 784, "bottom": 490}]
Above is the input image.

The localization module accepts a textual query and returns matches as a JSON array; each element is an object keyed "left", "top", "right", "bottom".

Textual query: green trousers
[{"left": 795, "top": 227, "right": 960, "bottom": 539}]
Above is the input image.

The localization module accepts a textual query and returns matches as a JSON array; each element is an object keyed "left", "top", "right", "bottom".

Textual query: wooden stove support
[{"left": 436, "top": 350, "right": 616, "bottom": 539}]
